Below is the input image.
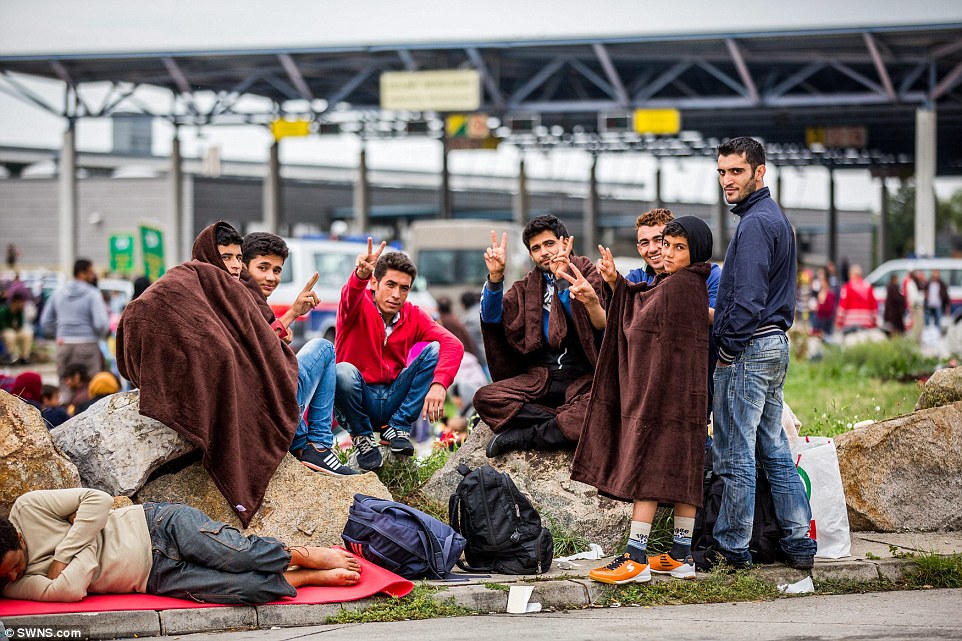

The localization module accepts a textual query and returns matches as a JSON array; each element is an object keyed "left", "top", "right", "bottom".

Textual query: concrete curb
[{"left": 0, "top": 555, "right": 932, "bottom": 639}]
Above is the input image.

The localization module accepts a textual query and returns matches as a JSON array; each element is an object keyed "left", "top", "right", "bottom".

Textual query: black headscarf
[{"left": 670, "top": 216, "right": 713, "bottom": 264}]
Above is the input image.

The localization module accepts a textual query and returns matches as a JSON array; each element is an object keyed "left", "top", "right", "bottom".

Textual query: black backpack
[
  {"left": 691, "top": 447, "right": 786, "bottom": 570},
  {"left": 448, "top": 464, "right": 554, "bottom": 574}
]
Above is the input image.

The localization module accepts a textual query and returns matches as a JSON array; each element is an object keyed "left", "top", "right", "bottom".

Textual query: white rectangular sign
[{"left": 380, "top": 69, "right": 481, "bottom": 112}]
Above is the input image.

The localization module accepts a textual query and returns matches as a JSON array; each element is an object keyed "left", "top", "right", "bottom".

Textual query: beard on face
[{"left": 727, "top": 174, "right": 758, "bottom": 204}]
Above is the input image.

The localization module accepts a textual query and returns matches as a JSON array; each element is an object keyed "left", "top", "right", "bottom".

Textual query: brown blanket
[
  {"left": 477, "top": 255, "right": 602, "bottom": 440},
  {"left": 116, "top": 222, "right": 299, "bottom": 526},
  {"left": 570, "top": 263, "right": 710, "bottom": 506}
]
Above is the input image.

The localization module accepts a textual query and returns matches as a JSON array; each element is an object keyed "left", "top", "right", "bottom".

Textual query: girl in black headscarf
[{"left": 576, "top": 215, "right": 715, "bottom": 585}]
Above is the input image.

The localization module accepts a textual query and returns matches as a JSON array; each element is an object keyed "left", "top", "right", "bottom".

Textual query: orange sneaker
[
  {"left": 649, "top": 553, "right": 696, "bottom": 579},
  {"left": 588, "top": 553, "right": 651, "bottom": 585}
]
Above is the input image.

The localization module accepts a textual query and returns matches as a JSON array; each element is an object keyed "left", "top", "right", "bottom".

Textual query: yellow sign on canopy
[
  {"left": 270, "top": 119, "right": 311, "bottom": 141},
  {"left": 633, "top": 109, "right": 681, "bottom": 135}
]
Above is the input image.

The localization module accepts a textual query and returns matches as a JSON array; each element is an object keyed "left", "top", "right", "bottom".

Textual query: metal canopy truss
[{"left": 2, "top": 24, "right": 961, "bottom": 172}]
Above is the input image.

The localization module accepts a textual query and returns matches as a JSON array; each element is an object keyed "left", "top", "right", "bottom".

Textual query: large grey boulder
[
  {"left": 0, "top": 391, "right": 80, "bottom": 517},
  {"left": 835, "top": 402, "right": 962, "bottom": 531},
  {"left": 51, "top": 391, "right": 194, "bottom": 496},
  {"left": 916, "top": 366, "right": 962, "bottom": 410},
  {"left": 136, "top": 453, "right": 392, "bottom": 547},
  {"left": 422, "top": 422, "right": 632, "bottom": 554}
]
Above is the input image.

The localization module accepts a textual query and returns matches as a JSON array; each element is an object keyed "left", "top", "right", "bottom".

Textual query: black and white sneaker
[
  {"left": 353, "top": 434, "right": 384, "bottom": 471},
  {"left": 296, "top": 444, "right": 358, "bottom": 476},
  {"left": 379, "top": 426, "right": 415, "bottom": 456}
]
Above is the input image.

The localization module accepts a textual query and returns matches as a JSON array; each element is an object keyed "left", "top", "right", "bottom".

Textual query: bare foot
[
  {"left": 284, "top": 567, "right": 361, "bottom": 589},
  {"left": 289, "top": 546, "right": 360, "bottom": 572}
]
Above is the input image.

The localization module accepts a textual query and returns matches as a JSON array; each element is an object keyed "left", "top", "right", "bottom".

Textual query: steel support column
[
  {"left": 583, "top": 154, "right": 599, "bottom": 252},
  {"left": 354, "top": 145, "right": 370, "bottom": 233},
  {"left": 878, "top": 179, "right": 888, "bottom": 264},
  {"left": 828, "top": 169, "right": 838, "bottom": 266},
  {"left": 715, "top": 182, "right": 728, "bottom": 260},
  {"left": 915, "top": 107, "right": 937, "bottom": 257},
  {"left": 58, "top": 122, "right": 77, "bottom": 273},
  {"left": 440, "top": 135, "right": 451, "bottom": 219},
  {"left": 513, "top": 156, "right": 528, "bottom": 225},
  {"left": 170, "top": 129, "right": 184, "bottom": 262},
  {"left": 654, "top": 162, "right": 663, "bottom": 209},
  {"left": 263, "top": 141, "right": 281, "bottom": 234}
]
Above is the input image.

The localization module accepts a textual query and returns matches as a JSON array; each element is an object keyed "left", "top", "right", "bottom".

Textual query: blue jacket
[{"left": 713, "top": 187, "right": 796, "bottom": 364}]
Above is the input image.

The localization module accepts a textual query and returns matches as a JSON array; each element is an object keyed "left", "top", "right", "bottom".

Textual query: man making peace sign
[
  {"left": 333, "top": 239, "right": 463, "bottom": 471},
  {"left": 473, "top": 215, "right": 606, "bottom": 457}
]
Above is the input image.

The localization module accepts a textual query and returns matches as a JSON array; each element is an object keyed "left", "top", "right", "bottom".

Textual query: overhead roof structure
[{"left": 1, "top": 23, "right": 961, "bottom": 172}]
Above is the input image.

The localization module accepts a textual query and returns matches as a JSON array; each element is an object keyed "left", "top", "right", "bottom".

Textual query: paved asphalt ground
[{"left": 132, "top": 588, "right": 962, "bottom": 641}]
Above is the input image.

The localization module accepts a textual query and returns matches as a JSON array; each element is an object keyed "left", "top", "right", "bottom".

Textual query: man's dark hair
[
  {"left": 10, "top": 290, "right": 28, "bottom": 302},
  {"left": 242, "top": 233, "right": 289, "bottom": 264},
  {"left": 42, "top": 384, "right": 59, "bottom": 402},
  {"left": 437, "top": 296, "right": 453, "bottom": 315},
  {"left": 373, "top": 250, "right": 417, "bottom": 281},
  {"left": 73, "top": 259, "right": 93, "bottom": 278},
  {"left": 460, "top": 290, "right": 479, "bottom": 310},
  {"left": 522, "top": 215, "right": 569, "bottom": 250},
  {"left": 717, "top": 137, "right": 766, "bottom": 173},
  {"left": 63, "top": 362, "right": 90, "bottom": 382},
  {"left": 0, "top": 516, "right": 19, "bottom": 560},
  {"left": 215, "top": 225, "right": 243, "bottom": 248},
  {"left": 661, "top": 220, "right": 688, "bottom": 241}
]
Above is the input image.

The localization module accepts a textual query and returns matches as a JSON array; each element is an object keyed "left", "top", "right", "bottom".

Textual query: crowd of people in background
[
  {"left": 1, "top": 256, "right": 130, "bottom": 429},
  {"left": 800, "top": 259, "right": 950, "bottom": 343}
]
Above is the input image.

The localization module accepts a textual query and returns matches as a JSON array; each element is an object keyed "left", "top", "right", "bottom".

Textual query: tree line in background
[{"left": 885, "top": 184, "right": 962, "bottom": 259}]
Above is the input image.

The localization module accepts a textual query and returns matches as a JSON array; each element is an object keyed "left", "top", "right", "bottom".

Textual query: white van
[
  {"left": 404, "top": 219, "right": 528, "bottom": 303},
  {"left": 865, "top": 258, "right": 962, "bottom": 322},
  {"left": 270, "top": 238, "right": 438, "bottom": 344}
]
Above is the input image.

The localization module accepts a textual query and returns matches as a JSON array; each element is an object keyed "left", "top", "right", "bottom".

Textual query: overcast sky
[{"left": 1, "top": 0, "right": 961, "bottom": 210}]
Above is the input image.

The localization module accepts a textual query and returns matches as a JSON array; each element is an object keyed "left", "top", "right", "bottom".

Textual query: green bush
[{"left": 817, "top": 338, "right": 938, "bottom": 381}]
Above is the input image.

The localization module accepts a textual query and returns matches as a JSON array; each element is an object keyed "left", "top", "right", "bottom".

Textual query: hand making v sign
[{"left": 356, "top": 237, "right": 387, "bottom": 281}]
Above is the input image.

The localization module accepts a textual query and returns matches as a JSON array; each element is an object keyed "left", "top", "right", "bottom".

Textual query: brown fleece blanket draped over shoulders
[
  {"left": 483, "top": 254, "right": 602, "bottom": 381},
  {"left": 570, "top": 263, "right": 710, "bottom": 506},
  {"left": 116, "top": 222, "right": 299, "bottom": 526}
]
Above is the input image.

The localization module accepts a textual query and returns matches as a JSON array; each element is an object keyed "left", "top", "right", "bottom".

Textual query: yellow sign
[
  {"left": 381, "top": 70, "right": 481, "bottom": 112},
  {"left": 270, "top": 119, "right": 311, "bottom": 141},
  {"left": 633, "top": 109, "right": 681, "bottom": 135},
  {"left": 445, "top": 113, "right": 489, "bottom": 139},
  {"left": 806, "top": 126, "right": 867, "bottom": 148}
]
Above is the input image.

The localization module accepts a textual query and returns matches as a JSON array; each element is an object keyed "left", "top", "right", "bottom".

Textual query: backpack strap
[
  {"left": 457, "top": 463, "right": 472, "bottom": 477},
  {"left": 388, "top": 503, "right": 452, "bottom": 580},
  {"left": 448, "top": 493, "right": 462, "bottom": 534}
]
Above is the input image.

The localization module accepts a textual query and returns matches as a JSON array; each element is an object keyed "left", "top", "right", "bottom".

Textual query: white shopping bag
[{"left": 791, "top": 435, "right": 852, "bottom": 558}]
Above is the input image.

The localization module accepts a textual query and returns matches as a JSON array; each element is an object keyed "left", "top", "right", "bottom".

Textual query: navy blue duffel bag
[{"left": 341, "top": 493, "right": 466, "bottom": 580}]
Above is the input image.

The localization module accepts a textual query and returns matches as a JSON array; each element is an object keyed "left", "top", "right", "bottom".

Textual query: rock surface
[
  {"left": 0, "top": 390, "right": 80, "bottom": 517},
  {"left": 136, "top": 453, "right": 393, "bottom": 547},
  {"left": 915, "top": 366, "right": 962, "bottom": 410},
  {"left": 835, "top": 402, "right": 962, "bottom": 531},
  {"left": 51, "top": 391, "right": 194, "bottom": 496},
  {"left": 422, "top": 422, "right": 632, "bottom": 554}
]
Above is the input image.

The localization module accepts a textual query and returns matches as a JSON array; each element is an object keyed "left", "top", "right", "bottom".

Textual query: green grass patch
[
  {"left": 600, "top": 567, "right": 780, "bottom": 606},
  {"left": 370, "top": 447, "right": 452, "bottom": 519},
  {"left": 481, "top": 582, "right": 510, "bottom": 592},
  {"left": 784, "top": 358, "right": 920, "bottom": 437},
  {"left": 325, "top": 584, "right": 474, "bottom": 624},
  {"left": 543, "top": 513, "right": 593, "bottom": 558},
  {"left": 905, "top": 551, "right": 962, "bottom": 589}
]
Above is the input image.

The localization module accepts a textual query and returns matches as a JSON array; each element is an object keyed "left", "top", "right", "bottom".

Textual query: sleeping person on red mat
[{"left": 0, "top": 488, "right": 360, "bottom": 604}]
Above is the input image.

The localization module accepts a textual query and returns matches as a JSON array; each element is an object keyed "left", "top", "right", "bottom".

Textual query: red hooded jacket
[{"left": 335, "top": 271, "right": 463, "bottom": 389}]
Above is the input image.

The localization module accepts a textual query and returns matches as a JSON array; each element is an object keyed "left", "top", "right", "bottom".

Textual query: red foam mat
[{"left": 0, "top": 549, "right": 413, "bottom": 617}]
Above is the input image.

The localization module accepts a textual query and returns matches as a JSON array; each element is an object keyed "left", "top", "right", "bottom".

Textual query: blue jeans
[
  {"left": 143, "top": 502, "right": 295, "bottom": 604},
  {"left": 711, "top": 334, "right": 817, "bottom": 564},
  {"left": 293, "top": 338, "right": 337, "bottom": 451},
  {"left": 925, "top": 306, "right": 942, "bottom": 328},
  {"left": 334, "top": 342, "right": 439, "bottom": 436}
]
